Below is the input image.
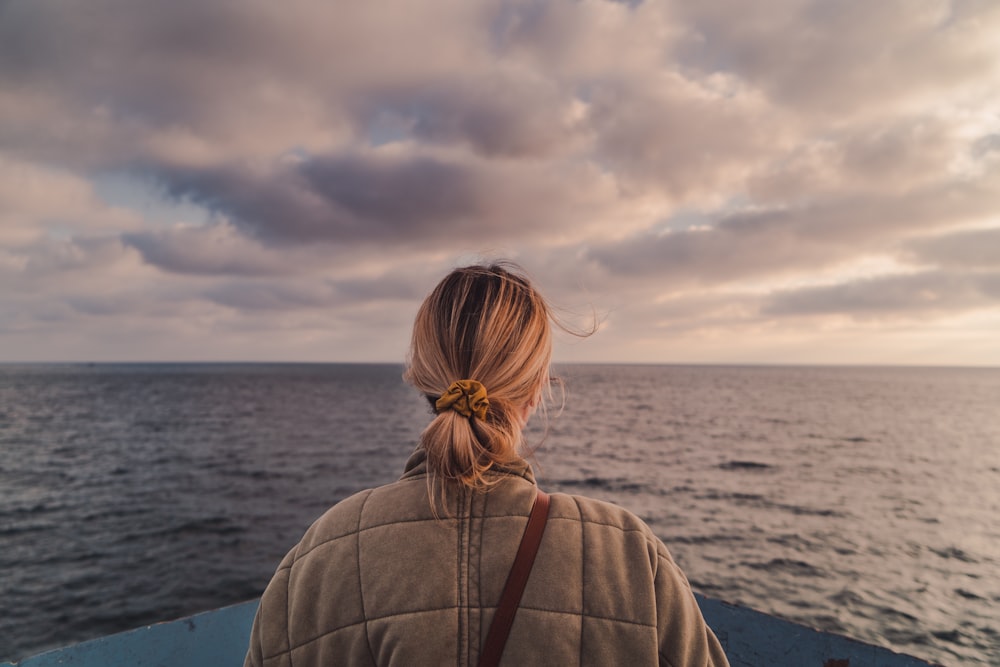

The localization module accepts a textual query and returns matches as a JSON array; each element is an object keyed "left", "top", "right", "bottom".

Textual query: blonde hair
[{"left": 404, "top": 262, "right": 554, "bottom": 492}]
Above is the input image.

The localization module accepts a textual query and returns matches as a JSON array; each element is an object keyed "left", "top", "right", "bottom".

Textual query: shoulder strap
[{"left": 478, "top": 489, "right": 550, "bottom": 667}]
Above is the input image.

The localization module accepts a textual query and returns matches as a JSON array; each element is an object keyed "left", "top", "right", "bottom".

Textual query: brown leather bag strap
[{"left": 478, "top": 489, "right": 550, "bottom": 667}]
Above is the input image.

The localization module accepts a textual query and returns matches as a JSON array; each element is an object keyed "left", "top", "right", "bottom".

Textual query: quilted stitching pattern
[{"left": 245, "top": 450, "right": 729, "bottom": 667}]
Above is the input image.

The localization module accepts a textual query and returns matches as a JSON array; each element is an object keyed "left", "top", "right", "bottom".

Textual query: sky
[{"left": 1, "top": 0, "right": 998, "bottom": 365}]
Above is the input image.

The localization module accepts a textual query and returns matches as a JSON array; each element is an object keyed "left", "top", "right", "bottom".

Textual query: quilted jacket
[{"left": 245, "top": 449, "right": 730, "bottom": 666}]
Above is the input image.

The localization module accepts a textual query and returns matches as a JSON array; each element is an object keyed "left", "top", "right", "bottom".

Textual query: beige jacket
[{"left": 246, "top": 449, "right": 729, "bottom": 666}]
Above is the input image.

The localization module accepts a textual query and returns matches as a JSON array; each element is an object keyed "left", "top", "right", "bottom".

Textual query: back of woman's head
[{"left": 404, "top": 262, "right": 552, "bottom": 490}]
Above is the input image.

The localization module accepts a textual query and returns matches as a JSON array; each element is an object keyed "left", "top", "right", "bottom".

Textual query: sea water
[{"left": 1, "top": 363, "right": 997, "bottom": 665}]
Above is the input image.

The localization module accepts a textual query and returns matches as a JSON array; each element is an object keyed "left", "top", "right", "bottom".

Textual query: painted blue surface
[
  {"left": 2, "top": 601, "right": 259, "bottom": 667},
  {"left": 695, "top": 596, "right": 940, "bottom": 667},
  {"left": 4, "top": 596, "right": 937, "bottom": 667}
]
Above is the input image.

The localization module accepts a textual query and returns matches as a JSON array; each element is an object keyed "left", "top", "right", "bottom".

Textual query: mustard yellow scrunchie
[{"left": 435, "top": 379, "right": 490, "bottom": 420}]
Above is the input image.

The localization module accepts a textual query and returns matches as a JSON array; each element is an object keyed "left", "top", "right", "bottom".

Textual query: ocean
[{"left": 1, "top": 363, "right": 997, "bottom": 665}]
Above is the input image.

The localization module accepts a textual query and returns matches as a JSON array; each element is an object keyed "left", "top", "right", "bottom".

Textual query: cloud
[
  {"left": 200, "top": 268, "right": 435, "bottom": 312},
  {"left": 123, "top": 223, "right": 291, "bottom": 276},
  {"left": 902, "top": 227, "right": 1000, "bottom": 270},
  {"left": 587, "top": 214, "right": 828, "bottom": 286},
  {"left": 204, "top": 280, "right": 340, "bottom": 311},
  {"left": 149, "top": 148, "right": 624, "bottom": 247},
  {"left": 1, "top": 0, "right": 999, "bottom": 363},
  {"left": 671, "top": 0, "right": 1000, "bottom": 115},
  {"left": 585, "top": 72, "right": 777, "bottom": 200},
  {"left": 368, "top": 74, "right": 582, "bottom": 159},
  {"left": 762, "top": 270, "right": 1000, "bottom": 318},
  {"left": 20, "top": 237, "right": 130, "bottom": 279},
  {"left": 586, "top": 170, "right": 1000, "bottom": 287},
  {"left": 0, "top": 157, "right": 140, "bottom": 244}
]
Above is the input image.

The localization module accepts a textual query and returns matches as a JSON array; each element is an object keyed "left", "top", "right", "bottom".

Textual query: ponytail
[
  {"left": 420, "top": 385, "right": 523, "bottom": 488},
  {"left": 403, "top": 262, "right": 553, "bottom": 493}
]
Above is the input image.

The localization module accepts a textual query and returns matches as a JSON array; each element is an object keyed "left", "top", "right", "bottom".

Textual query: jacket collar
[{"left": 400, "top": 447, "right": 536, "bottom": 484}]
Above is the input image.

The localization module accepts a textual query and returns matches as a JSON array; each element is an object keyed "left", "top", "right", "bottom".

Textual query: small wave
[
  {"left": 778, "top": 503, "right": 841, "bottom": 517},
  {"left": 931, "top": 546, "right": 978, "bottom": 563},
  {"left": 686, "top": 578, "right": 727, "bottom": 594},
  {"left": 222, "top": 468, "right": 277, "bottom": 480},
  {"left": 79, "top": 506, "right": 149, "bottom": 523},
  {"left": 805, "top": 614, "right": 849, "bottom": 635},
  {"left": 828, "top": 588, "right": 866, "bottom": 607},
  {"left": 0, "top": 522, "right": 53, "bottom": 538},
  {"left": 745, "top": 557, "right": 825, "bottom": 577},
  {"left": 2, "top": 502, "right": 65, "bottom": 517},
  {"left": 718, "top": 460, "right": 773, "bottom": 471},
  {"left": 696, "top": 490, "right": 764, "bottom": 500},
  {"left": 767, "top": 533, "right": 817, "bottom": 550},
  {"left": 139, "top": 516, "right": 245, "bottom": 539},
  {"left": 877, "top": 605, "right": 919, "bottom": 623},
  {"left": 881, "top": 627, "right": 933, "bottom": 647},
  {"left": 695, "top": 491, "right": 843, "bottom": 518},
  {"left": 931, "top": 629, "right": 966, "bottom": 645},
  {"left": 555, "top": 477, "right": 646, "bottom": 493},
  {"left": 955, "top": 588, "right": 985, "bottom": 600},
  {"left": 175, "top": 517, "right": 244, "bottom": 536},
  {"left": 841, "top": 436, "right": 872, "bottom": 443},
  {"left": 672, "top": 533, "right": 745, "bottom": 545}
]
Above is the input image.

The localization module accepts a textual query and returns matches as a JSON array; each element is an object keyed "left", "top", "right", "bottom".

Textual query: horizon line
[{"left": 2, "top": 360, "right": 998, "bottom": 371}]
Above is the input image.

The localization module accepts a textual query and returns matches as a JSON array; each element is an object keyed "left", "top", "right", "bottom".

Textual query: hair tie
[{"left": 436, "top": 379, "right": 489, "bottom": 420}]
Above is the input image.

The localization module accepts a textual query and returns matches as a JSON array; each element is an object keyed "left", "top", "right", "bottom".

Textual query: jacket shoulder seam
[
  {"left": 293, "top": 511, "right": 646, "bottom": 565},
  {"left": 556, "top": 515, "right": 654, "bottom": 533},
  {"left": 293, "top": 515, "right": 446, "bottom": 562}
]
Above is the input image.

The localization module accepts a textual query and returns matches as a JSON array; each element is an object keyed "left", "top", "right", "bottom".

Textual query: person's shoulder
[
  {"left": 292, "top": 487, "right": 372, "bottom": 556},
  {"left": 550, "top": 491, "right": 658, "bottom": 538},
  {"left": 295, "top": 475, "right": 432, "bottom": 554},
  {"left": 548, "top": 491, "right": 679, "bottom": 578}
]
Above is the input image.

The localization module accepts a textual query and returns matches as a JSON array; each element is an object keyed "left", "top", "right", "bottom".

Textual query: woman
[{"left": 245, "top": 262, "right": 729, "bottom": 666}]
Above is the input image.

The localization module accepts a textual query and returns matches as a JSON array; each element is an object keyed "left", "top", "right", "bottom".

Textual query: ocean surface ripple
[{"left": 1, "top": 363, "right": 998, "bottom": 666}]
